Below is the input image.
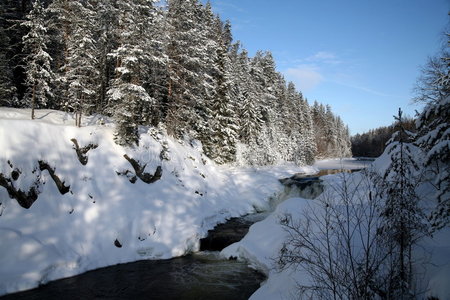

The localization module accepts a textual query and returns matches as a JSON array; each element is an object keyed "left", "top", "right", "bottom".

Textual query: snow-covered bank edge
[
  {"left": 0, "top": 108, "right": 316, "bottom": 296},
  {"left": 221, "top": 168, "right": 450, "bottom": 299}
]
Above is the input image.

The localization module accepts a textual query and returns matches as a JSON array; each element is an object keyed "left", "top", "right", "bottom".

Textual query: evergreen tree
[
  {"left": 60, "top": 1, "right": 99, "bottom": 126},
  {"left": 22, "top": 0, "right": 54, "bottom": 119},
  {"left": 90, "top": 0, "right": 120, "bottom": 113},
  {"left": 0, "top": 16, "right": 17, "bottom": 106},
  {"left": 232, "top": 48, "right": 263, "bottom": 143},
  {"left": 165, "top": 0, "right": 209, "bottom": 137},
  {"left": 107, "top": 0, "right": 156, "bottom": 146},
  {"left": 312, "top": 101, "right": 327, "bottom": 157},
  {"left": 416, "top": 94, "right": 450, "bottom": 229},
  {"left": 203, "top": 22, "right": 238, "bottom": 163},
  {"left": 0, "top": 0, "right": 32, "bottom": 104},
  {"left": 414, "top": 32, "right": 450, "bottom": 229},
  {"left": 378, "top": 108, "right": 426, "bottom": 298}
]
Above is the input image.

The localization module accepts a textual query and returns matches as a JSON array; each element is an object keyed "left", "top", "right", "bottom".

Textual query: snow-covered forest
[
  {"left": 0, "top": 0, "right": 351, "bottom": 166},
  {"left": 0, "top": 0, "right": 449, "bottom": 299}
]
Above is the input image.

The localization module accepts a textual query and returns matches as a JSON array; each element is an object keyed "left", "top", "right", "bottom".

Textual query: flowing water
[
  {"left": 2, "top": 161, "right": 371, "bottom": 300},
  {"left": 1, "top": 253, "right": 264, "bottom": 300}
]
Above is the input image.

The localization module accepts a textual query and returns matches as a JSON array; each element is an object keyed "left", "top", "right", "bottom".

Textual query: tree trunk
[{"left": 31, "top": 84, "right": 36, "bottom": 120}]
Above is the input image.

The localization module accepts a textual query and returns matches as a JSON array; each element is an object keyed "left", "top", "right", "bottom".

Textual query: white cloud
[
  {"left": 284, "top": 65, "right": 323, "bottom": 92},
  {"left": 306, "top": 51, "right": 342, "bottom": 65},
  {"left": 308, "top": 51, "right": 336, "bottom": 61}
]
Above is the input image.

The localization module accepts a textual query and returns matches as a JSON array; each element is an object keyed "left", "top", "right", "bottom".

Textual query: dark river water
[
  {"left": 1, "top": 252, "right": 265, "bottom": 300},
  {"left": 2, "top": 164, "right": 370, "bottom": 300}
]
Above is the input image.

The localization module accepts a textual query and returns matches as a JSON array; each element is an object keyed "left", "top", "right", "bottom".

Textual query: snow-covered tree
[
  {"left": 416, "top": 95, "right": 450, "bottom": 229},
  {"left": 378, "top": 108, "right": 426, "bottom": 298},
  {"left": 165, "top": 0, "right": 210, "bottom": 138},
  {"left": 414, "top": 33, "right": 450, "bottom": 229},
  {"left": 203, "top": 25, "right": 238, "bottom": 163},
  {"left": 60, "top": 1, "right": 99, "bottom": 126},
  {"left": 107, "top": 0, "right": 156, "bottom": 146},
  {"left": 0, "top": 18, "right": 17, "bottom": 106},
  {"left": 229, "top": 48, "right": 260, "bottom": 144},
  {"left": 413, "top": 52, "right": 450, "bottom": 105},
  {"left": 22, "top": 0, "right": 54, "bottom": 119}
]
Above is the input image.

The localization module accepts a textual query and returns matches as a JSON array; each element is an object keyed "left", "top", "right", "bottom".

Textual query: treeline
[
  {"left": 0, "top": 0, "right": 351, "bottom": 165},
  {"left": 351, "top": 117, "right": 415, "bottom": 157}
]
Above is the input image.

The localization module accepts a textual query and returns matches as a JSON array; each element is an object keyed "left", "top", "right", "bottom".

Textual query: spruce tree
[
  {"left": 379, "top": 108, "right": 426, "bottom": 298},
  {"left": 107, "top": 0, "right": 156, "bottom": 146},
  {"left": 0, "top": 20, "right": 17, "bottom": 106},
  {"left": 61, "top": 1, "right": 99, "bottom": 126},
  {"left": 22, "top": 0, "right": 54, "bottom": 119},
  {"left": 414, "top": 33, "right": 450, "bottom": 229},
  {"left": 204, "top": 23, "right": 238, "bottom": 164},
  {"left": 165, "top": 0, "right": 209, "bottom": 138},
  {"left": 416, "top": 94, "right": 450, "bottom": 229}
]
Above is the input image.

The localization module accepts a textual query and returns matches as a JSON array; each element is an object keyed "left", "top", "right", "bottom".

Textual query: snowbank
[
  {"left": 0, "top": 108, "right": 311, "bottom": 296},
  {"left": 222, "top": 158, "right": 450, "bottom": 299}
]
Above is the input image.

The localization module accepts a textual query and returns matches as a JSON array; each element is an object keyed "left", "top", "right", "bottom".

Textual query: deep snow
[
  {"left": 222, "top": 159, "right": 450, "bottom": 300},
  {"left": 0, "top": 108, "right": 315, "bottom": 296},
  {"left": 1, "top": 108, "right": 447, "bottom": 299}
]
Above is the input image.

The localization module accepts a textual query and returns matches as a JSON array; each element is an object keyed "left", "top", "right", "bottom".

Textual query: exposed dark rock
[
  {"left": 11, "top": 169, "right": 20, "bottom": 181},
  {"left": 38, "top": 161, "right": 70, "bottom": 194},
  {"left": 114, "top": 239, "right": 122, "bottom": 248},
  {"left": 122, "top": 154, "right": 162, "bottom": 184},
  {"left": 70, "top": 138, "right": 98, "bottom": 165},
  {"left": 0, "top": 172, "right": 39, "bottom": 209}
]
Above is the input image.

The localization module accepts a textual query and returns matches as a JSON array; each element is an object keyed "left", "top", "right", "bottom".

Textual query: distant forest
[
  {"left": 0, "top": 0, "right": 351, "bottom": 165},
  {"left": 351, "top": 117, "right": 415, "bottom": 157}
]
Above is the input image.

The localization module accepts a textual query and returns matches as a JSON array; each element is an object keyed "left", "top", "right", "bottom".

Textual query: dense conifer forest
[
  {"left": 0, "top": 0, "right": 352, "bottom": 165},
  {"left": 351, "top": 117, "right": 415, "bottom": 157}
]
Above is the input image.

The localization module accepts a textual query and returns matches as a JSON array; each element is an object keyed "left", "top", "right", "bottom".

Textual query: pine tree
[
  {"left": 22, "top": 0, "right": 54, "bottom": 119},
  {"left": 416, "top": 94, "right": 450, "bottom": 229},
  {"left": 414, "top": 32, "right": 450, "bottom": 229},
  {"left": 89, "top": 0, "right": 119, "bottom": 113},
  {"left": 107, "top": 0, "right": 156, "bottom": 146},
  {"left": 165, "top": 0, "right": 209, "bottom": 138},
  {"left": 204, "top": 22, "right": 238, "bottom": 164},
  {"left": 0, "top": 16, "right": 17, "bottom": 106},
  {"left": 0, "top": 0, "right": 32, "bottom": 106},
  {"left": 379, "top": 108, "right": 426, "bottom": 298},
  {"left": 312, "top": 101, "right": 327, "bottom": 157},
  {"left": 231, "top": 47, "right": 262, "bottom": 143},
  {"left": 296, "top": 96, "right": 317, "bottom": 164},
  {"left": 60, "top": 1, "right": 99, "bottom": 126}
]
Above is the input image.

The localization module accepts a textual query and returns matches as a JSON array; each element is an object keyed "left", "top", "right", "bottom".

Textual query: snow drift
[{"left": 0, "top": 108, "right": 312, "bottom": 296}]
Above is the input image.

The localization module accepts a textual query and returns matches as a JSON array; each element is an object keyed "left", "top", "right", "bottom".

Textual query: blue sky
[{"left": 202, "top": 0, "right": 449, "bottom": 134}]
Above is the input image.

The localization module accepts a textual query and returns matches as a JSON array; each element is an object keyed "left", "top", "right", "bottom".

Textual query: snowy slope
[
  {"left": 222, "top": 156, "right": 450, "bottom": 299},
  {"left": 0, "top": 108, "right": 314, "bottom": 296}
]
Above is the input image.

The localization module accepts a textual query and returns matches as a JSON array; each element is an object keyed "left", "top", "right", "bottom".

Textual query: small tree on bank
[{"left": 377, "top": 108, "right": 427, "bottom": 299}]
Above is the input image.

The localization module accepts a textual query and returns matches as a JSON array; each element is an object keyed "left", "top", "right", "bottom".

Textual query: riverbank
[
  {"left": 0, "top": 108, "right": 322, "bottom": 296},
  {"left": 222, "top": 159, "right": 450, "bottom": 299}
]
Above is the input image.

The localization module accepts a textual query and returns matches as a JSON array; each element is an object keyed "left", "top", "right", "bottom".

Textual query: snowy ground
[
  {"left": 2, "top": 108, "right": 447, "bottom": 299},
  {"left": 222, "top": 158, "right": 450, "bottom": 300},
  {"left": 0, "top": 108, "right": 315, "bottom": 296}
]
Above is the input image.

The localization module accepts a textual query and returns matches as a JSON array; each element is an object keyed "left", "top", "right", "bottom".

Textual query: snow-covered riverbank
[
  {"left": 222, "top": 160, "right": 450, "bottom": 300},
  {"left": 0, "top": 108, "right": 317, "bottom": 296},
  {"left": 2, "top": 108, "right": 447, "bottom": 299}
]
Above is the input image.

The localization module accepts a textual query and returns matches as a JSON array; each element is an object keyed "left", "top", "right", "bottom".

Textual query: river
[{"left": 1, "top": 159, "right": 372, "bottom": 300}]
